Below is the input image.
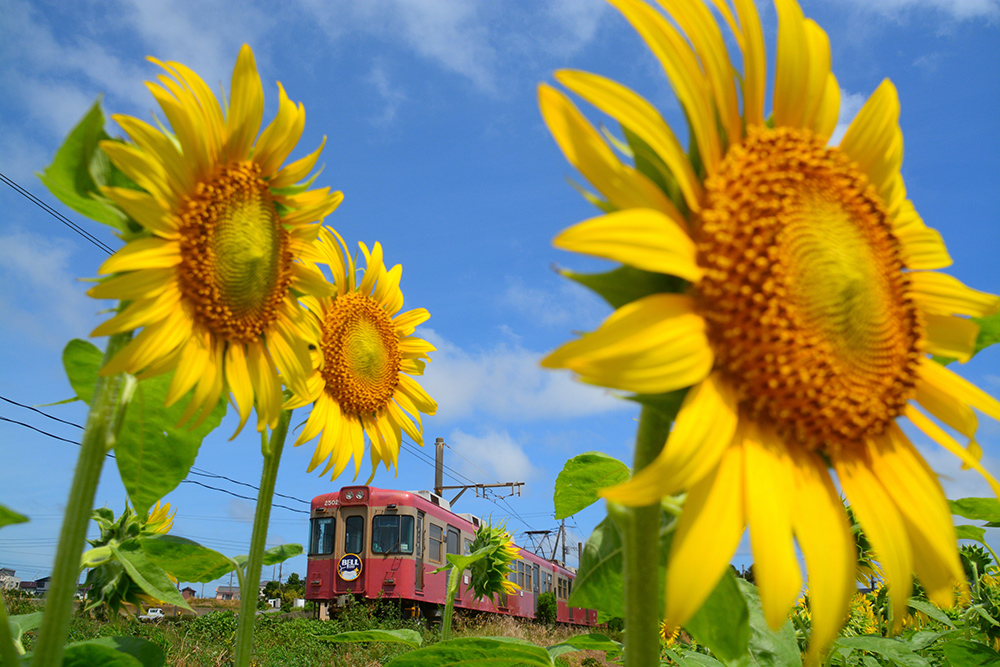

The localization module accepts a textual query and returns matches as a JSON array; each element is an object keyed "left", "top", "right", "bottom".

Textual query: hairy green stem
[
  {"left": 623, "top": 405, "right": 670, "bottom": 667},
  {"left": 234, "top": 409, "right": 291, "bottom": 667},
  {"left": 32, "top": 332, "right": 133, "bottom": 667},
  {"left": 440, "top": 566, "right": 462, "bottom": 641}
]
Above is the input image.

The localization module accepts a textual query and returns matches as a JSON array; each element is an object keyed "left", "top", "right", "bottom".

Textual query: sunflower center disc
[
  {"left": 694, "top": 127, "right": 923, "bottom": 452},
  {"left": 178, "top": 161, "right": 291, "bottom": 342},
  {"left": 319, "top": 292, "right": 401, "bottom": 415}
]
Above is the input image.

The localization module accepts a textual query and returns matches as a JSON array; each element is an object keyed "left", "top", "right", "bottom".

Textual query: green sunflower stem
[
  {"left": 0, "top": 593, "right": 21, "bottom": 664},
  {"left": 31, "top": 332, "right": 133, "bottom": 667},
  {"left": 234, "top": 408, "right": 291, "bottom": 667},
  {"left": 440, "top": 565, "right": 462, "bottom": 641},
  {"left": 623, "top": 405, "right": 670, "bottom": 667}
]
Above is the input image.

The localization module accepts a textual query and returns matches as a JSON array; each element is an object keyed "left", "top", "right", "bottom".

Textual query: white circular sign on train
[{"left": 338, "top": 554, "right": 362, "bottom": 581}]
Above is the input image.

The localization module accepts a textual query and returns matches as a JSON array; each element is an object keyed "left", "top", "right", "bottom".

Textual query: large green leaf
[
  {"left": 315, "top": 629, "right": 423, "bottom": 647},
  {"left": 684, "top": 570, "right": 750, "bottom": 663},
  {"left": 383, "top": 637, "right": 553, "bottom": 667},
  {"left": 940, "top": 639, "right": 1000, "bottom": 666},
  {"left": 233, "top": 544, "right": 305, "bottom": 571},
  {"left": 138, "top": 535, "right": 236, "bottom": 583},
  {"left": 110, "top": 541, "right": 191, "bottom": 611},
  {"left": 956, "top": 524, "right": 988, "bottom": 543},
  {"left": 60, "top": 643, "right": 143, "bottom": 667},
  {"left": 546, "top": 633, "right": 621, "bottom": 660},
  {"left": 114, "top": 370, "right": 227, "bottom": 517},
  {"left": 568, "top": 505, "right": 675, "bottom": 617},
  {"left": 626, "top": 388, "right": 688, "bottom": 423},
  {"left": 7, "top": 611, "right": 43, "bottom": 651},
  {"left": 737, "top": 580, "right": 801, "bottom": 667},
  {"left": 553, "top": 452, "right": 630, "bottom": 520},
  {"left": 73, "top": 638, "right": 165, "bottom": 667},
  {"left": 63, "top": 339, "right": 104, "bottom": 405},
  {"left": 833, "top": 636, "right": 930, "bottom": 667},
  {"left": 949, "top": 498, "right": 1000, "bottom": 523},
  {"left": 562, "top": 264, "right": 685, "bottom": 309},
  {"left": 0, "top": 505, "right": 28, "bottom": 530},
  {"left": 60, "top": 339, "right": 227, "bottom": 516},
  {"left": 907, "top": 598, "right": 956, "bottom": 629},
  {"left": 38, "top": 100, "right": 128, "bottom": 230}
]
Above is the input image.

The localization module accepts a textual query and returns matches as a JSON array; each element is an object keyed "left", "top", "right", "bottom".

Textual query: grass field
[{"left": 6, "top": 592, "right": 617, "bottom": 666}]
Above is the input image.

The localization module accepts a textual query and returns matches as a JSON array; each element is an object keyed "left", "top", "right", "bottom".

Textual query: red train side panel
[{"left": 305, "top": 486, "right": 595, "bottom": 625}]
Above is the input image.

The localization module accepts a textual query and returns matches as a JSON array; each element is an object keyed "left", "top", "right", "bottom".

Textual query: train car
[{"left": 306, "top": 485, "right": 597, "bottom": 626}]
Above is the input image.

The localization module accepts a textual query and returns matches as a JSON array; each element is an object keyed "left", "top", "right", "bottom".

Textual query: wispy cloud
[
  {"left": 448, "top": 428, "right": 539, "bottom": 482},
  {"left": 367, "top": 62, "right": 408, "bottom": 126},
  {"left": 418, "top": 328, "right": 629, "bottom": 425},
  {"left": 500, "top": 277, "right": 609, "bottom": 330},
  {"left": 0, "top": 231, "right": 94, "bottom": 348},
  {"left": 836, "top": 0, "right": 1000, "bottom": 21}
]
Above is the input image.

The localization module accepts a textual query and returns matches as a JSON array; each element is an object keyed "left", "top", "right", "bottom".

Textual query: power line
[
  {"left": 0, "top": 393, "right": 310, "bottom": 506},
  {"left": 0, "top": 409, "right": 308, "bottom": 514},
  {"left": 0, "top": 171, "right": 115, "bottom": 255}
]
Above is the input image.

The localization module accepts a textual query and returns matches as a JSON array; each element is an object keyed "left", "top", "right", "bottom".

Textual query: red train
[{"left": 306, "top": 485, "right": 597, "bottom": 625}]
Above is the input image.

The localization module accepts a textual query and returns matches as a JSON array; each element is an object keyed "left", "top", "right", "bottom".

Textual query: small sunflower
[
  {"left": 467, "top": 521, "right": 522, "bottom": 600},
  {"left": 540, "top": 0, "right": 999, "bottom": 660},
  {"left": 287, "top": 227, "right": 437, "bottom": 480},
  {"left": 144, "top": 501, "right": 176, "bottom": 535},
  {"left": 88, "top": 45, "right": 342, "bottom": 434}
]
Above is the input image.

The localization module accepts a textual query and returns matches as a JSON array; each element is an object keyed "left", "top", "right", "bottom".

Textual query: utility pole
[
  {"left": 561, "top": 519, "right": 567, "bottom": 565},
  {"left": 434, "top": 437, "right": 445, "bottom": 497},
  {"left": 432, "top": 437, "right": 524, "bottom": 506}
]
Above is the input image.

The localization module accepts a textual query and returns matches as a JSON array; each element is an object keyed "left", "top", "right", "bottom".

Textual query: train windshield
[
  {"left": 345, "top": 516, "right": 364, "bottom": 555},
  {"left": 371, "top": 515, "right": 414, "bottom": 554},
  {"left": 310, "top": 517, "right": 335, "bottom": 555}
]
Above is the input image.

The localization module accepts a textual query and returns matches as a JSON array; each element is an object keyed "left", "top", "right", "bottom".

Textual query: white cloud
[
  {"left": 367, "top": 62, "right": 407, "bottom": 126},
  {"left": 500, "top": 277, "right": 609, "bottom": 330},
  {"left": 829, "top": 88, "right": 868, "bottom": 146},
  {"left": 0, "top": 231, "right": 94, "bottom": 348},
  {"left": 448, "top": 428, "right": 539, "bottom": 482},
  {"left": 227, "top": 499, "right": 256, "bottom": 522},
  {"left": 837, "top": 0, "right": 1000, "bottom": 21},
  {"left": 417, "top": 327, "right": 630, "bottom": 424},
  {"left": 542, "top": 0, "right": 610, "bottom": 57}
]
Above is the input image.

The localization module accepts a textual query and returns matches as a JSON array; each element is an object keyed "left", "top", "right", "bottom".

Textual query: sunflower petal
[
  {"left": 909, "top": 272, "right": 1000, "bottom": 318},
  {"left": 905, "top": 404, "right": 1000, "bottom": 497},
  {"left": 541, "top": 293, "right": 713, "bottom": 394},
  {"left": 603, "top": 372, "right": 737, "bottom": 504},
  {"left": 98, "top": 238, "right": 181, "bottom": 275},
  {"left": 664, "top": 442, "right": 745, "bottom": 629},
  {"left": 552, "top": 208, "right": 702, "bottom": 282},
  {"left": 922, "top": 313, "right": 980, "bottom": 363},
  {"left": 226, "top": 44, "right": 264, "bottom": 161},
  {"left": 918, "top": 357, "right": 1000, "bottom": 422}
]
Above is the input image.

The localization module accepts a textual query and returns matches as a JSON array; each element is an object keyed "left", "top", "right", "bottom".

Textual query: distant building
[
  {"left": 0, "top": 568, "right": 20, "bottom": 591},
  {"left": 181, "top": 586, "right": 196, "bottom": 600},
  {"left": 19, "top": 581, "right": 37, "bottom": 595},
  {"left": 34, "top": 577, "right": 52, "bottom": 597},
  {"left": 215, "top": 585, "right": 240, "bottom": 601}
]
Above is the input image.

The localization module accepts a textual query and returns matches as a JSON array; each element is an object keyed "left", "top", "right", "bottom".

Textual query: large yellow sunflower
[
  {"left": 287, "top": 227, "right": 437, "bottom": 480},
  {"left": 539, "top": 0, "right": 1000, "bottom": 660},
  {"left": 87, "top": 45, "right": 341, "bottom": 435}
]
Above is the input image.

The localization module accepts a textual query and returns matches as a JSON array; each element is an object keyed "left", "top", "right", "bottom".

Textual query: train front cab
[{"left": 307, "top": 487, "right": 423, "bottom": 619}]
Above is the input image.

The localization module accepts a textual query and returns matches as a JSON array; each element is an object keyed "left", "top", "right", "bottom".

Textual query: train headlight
[
  {"left": 345, "top": 491, "right": 354, "bottom": 500},
  {"left": 356, "top": 490, "right": 365, "bottom": 500}
]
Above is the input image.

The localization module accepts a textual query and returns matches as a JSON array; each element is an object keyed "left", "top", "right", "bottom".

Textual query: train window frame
[
  {"left": 344, "top": 515, "right": 364, "bottom": 555},
  {"left": 309, "top": 516, "right": 335, "bottom": 556},
  {"left": 446, "top": 526, "right": 460, "bottom": 556},
  {"left": 371, "top": 514, "right": 414, "bottom": 555},
  {"left": 429, "top": 524, "right": 444, "bottom": 563}
]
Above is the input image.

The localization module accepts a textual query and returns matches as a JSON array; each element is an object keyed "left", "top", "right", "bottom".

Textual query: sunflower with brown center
[
  {"left": 287, "top": 227, "right": 437, "bottom": 480},
  {"left": 88, "top": 45, "right": 342, "bottom": 434},
  {"left": 539, "top": 0, "right": 1000, "bottom": 660}
]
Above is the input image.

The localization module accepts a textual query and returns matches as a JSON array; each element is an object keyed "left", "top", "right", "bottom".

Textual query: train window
[
  {"left": 429, "top": 524, "right": 443, "bottom": 563},
  {"left": 517, "top": 562, "right": 524, "bottom": 589},
  {"left": 310, "top": 517, "right": 335, "bottom": 555},
  {"left": 372, "top": 515, "right": 414, "bottom": 554},
  {"left": 446, "top": 526, "right": 460, "bottom": 556},
  {"left": 345, "top": 515, "right": 364, "bottom": 555}
]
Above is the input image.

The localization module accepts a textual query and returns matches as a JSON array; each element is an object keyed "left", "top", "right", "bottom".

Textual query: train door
[
  {"left": 532, "top": 564, "right": 540, "bottom": 614},
  {"left": 415, "top": 511, "right": 424, "bottom": 592},
  {"left": 336, "top": 509, "right": 367, "bottom": 595}
]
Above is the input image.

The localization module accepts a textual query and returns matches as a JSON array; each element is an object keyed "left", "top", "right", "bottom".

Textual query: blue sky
[{"left": 0, "top": 0, "right": 998, "bottom": 597}]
